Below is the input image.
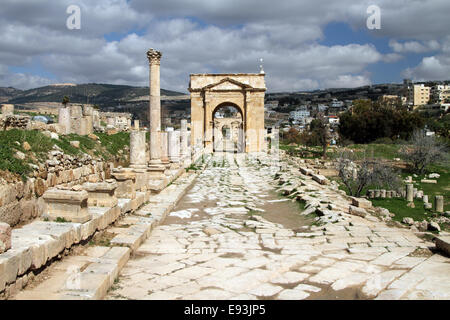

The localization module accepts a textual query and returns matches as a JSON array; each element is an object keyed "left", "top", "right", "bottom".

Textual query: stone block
[
  {"left": 82, "top": 180, "right": 118, "bottom": 208},
  {"left": 100, "top": 247, "right": 131, "bottom": 271},
  {"left": 0, "top": 184, "right": 17, "bottom": 207},
  {"left": 0, "top": 201, "right": 21, "bottom": 227},
  {"left": 42, "top": 188, "right": 91, "bottom": 223},
  {"left": 299, "top": 167, "right": 313, "bottom": 176},
  {"left": 61, "top": 272, "right": 110, "bottom": 300},
  {"left": 110, "top": 234, "right": 142, "bottom": 252},
  {"left": 133, "top": 169, "right": 149, "bottom": 192},
  {"left": 348, "top": 205, "right": 367, "bottom": 218},
  {"left": 435, "top": 236, "right": 450, "bottom": 256},
  {"left": 351, "top": 197, "right": 372, "bottom": 209},
  {"left": 312, "top": 174, "right": 328, "bottom": 185},
  {"left": 1, "top": 104, "right": 14, "bottom": 116},
  {"left": 0, "top": 222, "right": 12, "bottom": 252},
  {"left": 70, "top": 141, "right": 80, "bottom": 148},
  {"left": 435, "top": 195, "right": 444, "bottom": 213},
  {"left": 112, "top": 170, "right": 136, "bottom": 200},
  {"left": 0, "top": 250, "right": 20, "bottom": 285},
  {"left": 406, "top": 184, "right": 414, "bottom": 202},
  {"left": 421, "top": 179, "right": 437, "bottom": 184}
]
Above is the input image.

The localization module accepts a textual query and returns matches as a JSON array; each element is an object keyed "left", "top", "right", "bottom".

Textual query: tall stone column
[
  {"left": 435, "top": 195, "right": 444, "bottom": 213},
  {"left": 168, "top": 129, "right": 180, "bottom": 164},
  {"left": 406, "top": 184, "right": 414, "bottom": 202},
  {"left": 180, "top": 119, "right": 188, "bottom": 164},
  {"left": 93, "top": 110, "right": 100, "bottom": 129},
  {"left": 147, "top": 48, "right": 164, "bottom": 168},
  {"left": 58, "top": 107, "right": 71, "bottom": 135},
  {"left": 130, "top": 122, "right": 147, "bottom": 169},
  {"left": 161, "top": 131, "right": 170, "bottom": 166},
  {"left": 271, "top": 127, "right": 279, "bottom": 154}
]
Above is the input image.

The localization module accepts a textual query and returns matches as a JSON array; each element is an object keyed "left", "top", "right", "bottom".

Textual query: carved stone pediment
[{"left": 204, "top": 78, "right": 253, "bottom": 91}]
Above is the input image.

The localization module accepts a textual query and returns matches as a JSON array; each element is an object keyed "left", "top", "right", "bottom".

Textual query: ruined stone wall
[
  {"left": 0, "top": 115, "right": 31, "bottom": 131},
  {"left": 0, "top": 152, "right": 112, "bottom": 227}
]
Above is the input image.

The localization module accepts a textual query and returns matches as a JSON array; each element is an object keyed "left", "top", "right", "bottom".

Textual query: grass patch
[
  {"left": 348, "top": 143, "right": 401, "bottom": 159},
  {"left": 0, "top": 129, "right": 131, "bottom": 178},
  {"left": 96, "top": 132, "right": 130, "bottom": 158},
  {"left": 371, "top": 198, "right": 432, "bottom": 222},
  {"left": 0, "top": 129, "right": 55, "bottom": 177}
]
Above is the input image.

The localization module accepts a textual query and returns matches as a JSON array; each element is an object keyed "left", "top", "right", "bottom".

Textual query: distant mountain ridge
[{"left": 1, "top": 83, "right": 184, "bottom": 107}]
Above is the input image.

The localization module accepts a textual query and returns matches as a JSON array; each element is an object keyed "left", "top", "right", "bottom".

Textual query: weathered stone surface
[
  {"left": 434, "top": 236, "right": 450, "bottom": 256},
  {"left": 312, "top": 174, "right": 328, "bottom": 185},
  {"left": 351, "top": 197, "right": 372, "bottom": 209},
  {"left": 402, "top": 217, "right": 414, "bottom": 226},
  {"left": 42, "top": 188, "right": 91, "bottom": 223},
  {"left": 406, "top": 184, "right": 414, "bottom": 202},
  {"left": 348, "top": 205, "right": 367, "bottom": 218},
  {"left": 428, "top": 221, "right": 441, "bottom": 232},
  {"left": 0, "top": 201, "right": 21, "bottom": 226},
  {"left": 0, "top": 222, "right": 12, "bottom": 252},
  {"left": 70, "top": 141, "right": 80, "bottom": 148},
  {"left": 82, "top": 181, "right": 118, "bottom": 208},
  {"left": 435, "top": 196, "right": 444, "bottom": 213},
  {"left": 1, "top": 104, "right": 14, "bottom": 116},
  {"left": 130, "top": 130, "right": 146, "bottom": 168},
  {"left": 421, "top": 179, "right": 437, "bottom": 184}
]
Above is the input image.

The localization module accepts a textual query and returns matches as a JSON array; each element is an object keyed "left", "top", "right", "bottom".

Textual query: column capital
[{"left": 147, "top": 48, "right": 162, "bottom": 65}]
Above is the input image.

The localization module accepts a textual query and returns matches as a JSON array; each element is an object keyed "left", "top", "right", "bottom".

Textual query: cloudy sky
[{"left": 0, "top": 0, "right": 449, "bottom": 93}]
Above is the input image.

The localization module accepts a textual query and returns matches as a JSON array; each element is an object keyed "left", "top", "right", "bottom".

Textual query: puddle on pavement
[
  {"left": 253, "top": 190, "right": 314, "bottom": 231},
  {"left": 163, "top": 181, "right": 313, "bottom": 232}
]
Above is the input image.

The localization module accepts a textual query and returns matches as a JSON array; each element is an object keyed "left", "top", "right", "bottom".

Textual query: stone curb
[{"left": 0, "top": 165, "right": 195, "bottom": 299}]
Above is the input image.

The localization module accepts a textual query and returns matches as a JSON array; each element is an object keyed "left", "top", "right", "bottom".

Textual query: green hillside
[{"left": 5, "top": 83, "right": 183, "bottom": 107}]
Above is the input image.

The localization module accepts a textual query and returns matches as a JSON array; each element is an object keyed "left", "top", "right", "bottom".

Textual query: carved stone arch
[{"left": 189, "top": 73, "right": 266, "bottom": 153}]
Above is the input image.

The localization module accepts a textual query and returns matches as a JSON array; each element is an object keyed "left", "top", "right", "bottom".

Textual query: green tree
[
  {"left": 339, "top": 100, "right": 424, "bottom": 143},
  {"left": 62, "top": 96, "right": 70, "bottom": 107},
  {"left": 284, "top": 127, "right": 301, "bottom": 144},
  {"left": 309, "top": 117, "right": 330, "bottom": 158}
]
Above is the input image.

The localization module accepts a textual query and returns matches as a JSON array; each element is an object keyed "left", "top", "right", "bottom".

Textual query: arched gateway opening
[
  {"left": 212, "top": 103, "right": 244, "bottom": 153},
  {"left": 189, "top": 73, "right": 266, "bottom": 154}
]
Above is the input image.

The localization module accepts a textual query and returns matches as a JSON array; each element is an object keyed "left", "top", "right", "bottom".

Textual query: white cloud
[
  {"left": 0, "top": 0, "right": 448, "bottom": 91},
  {"left": 389, "top": 40, "right": 440, "bottom": 54},
  {"left": 382, "top": 53, "right": 403, "bottom": 63},
  {"left": 403, "top": 55, "right": 450, "bottom": 81},
  {"left": 322, "top": 74, "right": 372, "bottom": 89},
  {"left": 0, "top": 65, "right": 53, "bottom": 89}
]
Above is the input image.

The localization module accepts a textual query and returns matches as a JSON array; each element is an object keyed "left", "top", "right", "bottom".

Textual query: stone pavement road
[{"left": 106, "top": 153, "right": 450, "bottom": 300}]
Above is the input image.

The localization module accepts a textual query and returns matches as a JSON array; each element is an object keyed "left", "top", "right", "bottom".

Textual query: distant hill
[
  {"left": 0, "top": 87, "right": 22, "bottom": 103},
  {"left": 4, "top": 83, "right": 184, "bottom": 107}
]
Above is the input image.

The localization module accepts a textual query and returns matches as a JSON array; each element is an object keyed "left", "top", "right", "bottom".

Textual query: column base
[
  {"left": 130, "top": 164, "right": 148, "bottom": 169},
  {"left": 149, "top": 159, "right": 163, "bottom": 165}
]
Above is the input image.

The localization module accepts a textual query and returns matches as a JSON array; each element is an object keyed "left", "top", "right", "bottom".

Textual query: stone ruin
[
  {"left": 1, "top": 47, "right": 450, "bottom": 301},
  {"left": 0, "top": 104, "right": 30, "bottom": 131},
  {"left": 0, "top": 102, "right": 131, "bottom": 137}
]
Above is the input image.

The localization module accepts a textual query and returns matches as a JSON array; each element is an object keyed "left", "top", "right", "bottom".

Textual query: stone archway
[
  {"left": 189, "top": 73, "right": 266, "bottom": 153},
  {"left": 212, "top": 103, "right": 243, "bottom": 153},
  {"left": 212, "top": 105, "right": 244, "bottom": 153}
]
